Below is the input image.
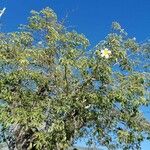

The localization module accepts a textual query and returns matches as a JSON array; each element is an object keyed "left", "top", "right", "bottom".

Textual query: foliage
[{"left": 0, "top": 7, "right": 150, "bottom": 150}]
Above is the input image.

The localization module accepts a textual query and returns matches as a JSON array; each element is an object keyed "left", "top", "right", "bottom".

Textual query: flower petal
[{"left": 105, "top": 54, "right": 109, "bottom": 59}]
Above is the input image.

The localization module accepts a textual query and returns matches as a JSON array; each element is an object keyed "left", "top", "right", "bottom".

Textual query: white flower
[{"left": 101, "top": 48, "right": 111, "bottom": 59}]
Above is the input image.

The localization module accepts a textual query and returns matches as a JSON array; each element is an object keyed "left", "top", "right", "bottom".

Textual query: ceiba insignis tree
[{"left": 0, "top": 7, "right": 150, "bottom": 150}]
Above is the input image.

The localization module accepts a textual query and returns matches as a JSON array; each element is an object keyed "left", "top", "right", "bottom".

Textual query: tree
[{"left": 0, "top": 7, "right": 150, "bottom": 150}]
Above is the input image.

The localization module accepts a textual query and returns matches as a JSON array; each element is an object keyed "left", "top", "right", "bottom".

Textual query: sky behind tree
[{"left": 0, "top": 0, "right": 150, "bottom": 149}]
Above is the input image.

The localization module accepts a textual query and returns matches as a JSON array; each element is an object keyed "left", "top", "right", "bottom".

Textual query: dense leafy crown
[{"left": 0, "top": 7, "right": 150, "bottom": 150}]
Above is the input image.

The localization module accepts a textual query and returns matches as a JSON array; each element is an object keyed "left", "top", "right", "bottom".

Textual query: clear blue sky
[{"left": 0, "top": 0, "right": 150, "bottom": 149}]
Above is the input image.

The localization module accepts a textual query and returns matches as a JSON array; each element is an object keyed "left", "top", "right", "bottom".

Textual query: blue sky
[{"left": 0, "top": 0, "right": 150, "bottom": 149}]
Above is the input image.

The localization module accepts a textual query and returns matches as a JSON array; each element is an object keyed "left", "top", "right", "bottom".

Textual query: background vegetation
[{"left": 0, "top": 7, "right": 150, "bottom": 150}]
